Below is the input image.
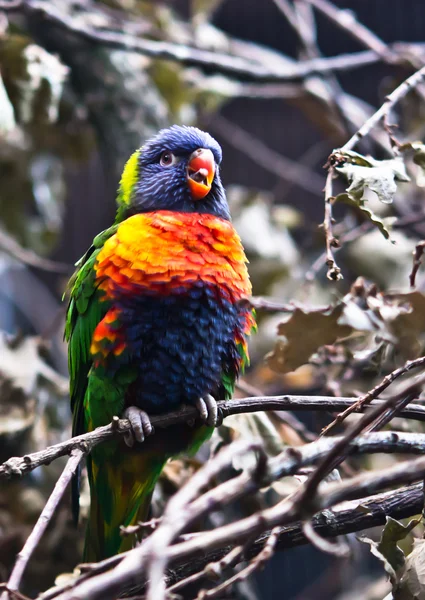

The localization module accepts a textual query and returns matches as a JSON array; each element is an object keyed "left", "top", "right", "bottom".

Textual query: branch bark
[
  {"left": 2, "top": 0, "right": 396, "bottom": 83},
  {"left": 166, "top": 483, "right": 423, "bottom": 590},
  {"left": 4, "top": 395, "right": 425, "bottom": 480},
  {"left": 2, "top": 449, "right": 85, "bottom": 600},
  {"left": 50, "top": 445, "right": 425, "bottom": 600}
]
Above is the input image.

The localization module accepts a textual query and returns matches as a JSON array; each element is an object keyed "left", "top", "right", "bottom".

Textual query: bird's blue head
[{"left": 115, "top": 125, "right": 230, "bottom": 222}]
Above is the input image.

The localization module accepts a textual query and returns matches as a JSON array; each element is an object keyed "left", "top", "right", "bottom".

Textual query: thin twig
[
  {"left": 61, "top": 453, "right": 425, "bottom": 600},
  {"left": 0, "top": 229, "right": 72, "bottom": 273},
  {"left": 322, "top": 355, "right": 425, "bottom": 436},
  {"left": 322, "top": 167, "right": 342, "bottom": 280},
  {"left": 168, "top": 546, "right": 244, "bottom": 595},
  {"left": 3, "top": 449, "right": 85, "bottom": 599},
  {"left": 342, "top": 63, "right": 425, "bottom": 152},
  {"left": 301, "top": 520, "right": 349, "bottom": 557},
  {"left": 0, "top": 0, "right": 22, "bottom": 8},
  {"left": 274, "top": 0, "right": 355, "bottom": 137},
  {"left": 306, "top": 0, "right": 396, "bottom": 61},
  {"left": 196, "top": 527, "right": 280, "bottom": 599},
  {"left": 245, "top": 296, "right": 332, "bottom": 313},
  {"left": 3, "top": 0, "right": 385, "bottom": 83},
  {"left": 209, "top": 115, "right": 324, "bottom": 193},
  {"left": 304, "top": 211, "right": 425, "bottom": 284},
  {"left": 366, "top": 391, "right": 419, "bottom": 433},
  {"left": 297, "top": 373, "right": 425, "bottom": 514},
  {"left": 145, "top": 442, "right": 266, "bottom": 600},
  {"left": 317, "top": 64, "right": 425, "bottom": 279}
]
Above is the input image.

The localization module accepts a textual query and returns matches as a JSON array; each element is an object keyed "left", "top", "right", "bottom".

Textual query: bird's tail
[
  {"left": 83, "top": 448, "right": 167, "bottom": 562},
  {"left": 83, "top": 423, "right": 212, "bottom": 562}
]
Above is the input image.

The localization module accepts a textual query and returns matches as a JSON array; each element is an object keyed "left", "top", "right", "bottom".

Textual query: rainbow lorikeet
[{"left": 65, "top": 125, "right": 255, "bottom": 561}]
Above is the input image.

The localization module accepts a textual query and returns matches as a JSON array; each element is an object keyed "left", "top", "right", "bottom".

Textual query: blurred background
[{"left": 1, "top": 0, "right": 425, "bottom": 598}]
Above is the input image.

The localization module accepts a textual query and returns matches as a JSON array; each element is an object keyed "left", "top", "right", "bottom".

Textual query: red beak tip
[{"left": 187, "top": 149, "right": 215, "bottom": 200}]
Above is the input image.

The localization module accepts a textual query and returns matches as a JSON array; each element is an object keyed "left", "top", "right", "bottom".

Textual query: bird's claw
[
  {"left": 123, "top": 406, "right": 154, "bottom": 447},
  {"left": 196, "top": 394, "right": 218, "bottom": 427}
]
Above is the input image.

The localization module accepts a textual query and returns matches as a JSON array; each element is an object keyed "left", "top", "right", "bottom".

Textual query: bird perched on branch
[{"left": 65, "top": 125, "right": 255, "bottom": 561}]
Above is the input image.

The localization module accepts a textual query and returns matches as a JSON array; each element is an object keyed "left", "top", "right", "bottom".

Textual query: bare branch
[
  {"left": 244, "top": 296, "right": 332, "bottom": 313},
  {"left": 209, "top": 115, "right": 324, "bottom": 193},
  {"left": 166, "top": 483, "right": 423, "bottom": 589},
  {"left": 0, "top": 585, "right": 30, "bottom": 600},
  {"left": 322, "top": 167, "right": 342, "bottom": 280},
  {"left": 0, "top": 228, "right": 72, "bottom": 273},
  {"left": 322, "top": 355, "right": 425, "bottom": 435},
  {"left": 167, "top": 546, "right": 244, "bottom": 596},
  {"left": 196, "top": 527, "right": 280, "bottom": 599},
  {"left": 301, "top": 520, "right": 350, "bottom": 557},
  {"left": 5, "top": 393, "right": 425, "bottom": 480},
  {"left": 306, "top": 0, "right": 396, "bottom": 61},
  {"left": 145, "top": 441, "right": 265, "bottom": 600},
  {"left": 305, "top": 211, "right": 425, "bottom": 284},
  {"left": 342, "top": 63, "right": 425, "bottom": 152},
  {"left": 3, "top": 449, "right": 85, "bottom": 599},
  {"left": 297, "top": 373, "right": 425, "bottom": 511},
  {"left": 0, "top": 0, "right": 22, "bottom": 8},
  {"left": 46, "top": 433, "right": 425, "bottom": 600},
  {"left": 2, "top": 0, "right": 386, "bottom": 83},
  {"left": 60, "top": 450, "right": 425, "bottom": 600}
]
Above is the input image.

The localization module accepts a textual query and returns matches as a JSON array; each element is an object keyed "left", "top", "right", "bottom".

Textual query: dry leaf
[
  {"left": 387, "top": 292, "right": 425, "bottom": 359},
  {"left": 360, "top": 517, "right": 420, "bottom": 587},
  {"left": 0, "top": 332, "right": 68, "bottom": 395},
  {"left": 266, "top": 305, "right": 352, "bottom": 374},
  {"left": 335, "top": 150, "right": 409, "bottom": 205},
  {"left": 407, "top": 142, "right": 425, "bottom": 188},
  {"left": 397, "top": 538, "right": 425, "bottom": 599}
]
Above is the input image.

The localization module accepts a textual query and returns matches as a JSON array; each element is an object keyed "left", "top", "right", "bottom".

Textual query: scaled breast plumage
[
  {"left": 90, "top": 211, "right": 254, "bottom": 382},
  {"left": 94, "top": 211, "right": 251, "bottom": 299}
]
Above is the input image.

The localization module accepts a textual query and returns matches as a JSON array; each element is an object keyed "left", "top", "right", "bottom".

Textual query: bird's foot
[
  {"left": 123, "top": 406, "right": 154, "bottom": 447},
  {"left": 195, "top": 394, "right": 218, "bottom": 427}
]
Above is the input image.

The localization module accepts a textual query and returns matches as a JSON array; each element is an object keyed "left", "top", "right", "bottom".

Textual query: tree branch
[
  {"left": 322, "top": 166, "right": 342, "bottom": 280},
  {"left": 297, "top": 373, "right": 425, "bottom": 512},
  {"left": 208, "top": 115, "right": 324, "bottom": 193},
  {"left": 322, "top": 355, "right": 425, "bottom": 435},
  {"left": 306, "top": 0, "right": 396, "bottom": 61},
  {"left": 50, "top": 445, "right": 425, "bottom": 600},
  {"left": 341, "top": 63, "right": 425, "bottom": 152},
  {"left": 2, "top": 0, "right": 393, "bottom": 82},
  {"left": 2, "top": 449, "right": 84, "bottom": 599},
  {"left": 4, "top": 395, "right": 425, "bottom": 480},
  {"left": 0, "top": 228, "right": 72, "bottom": 273},
  {"left": 166, "top": 483, "right": 423, "bottom": 590}
]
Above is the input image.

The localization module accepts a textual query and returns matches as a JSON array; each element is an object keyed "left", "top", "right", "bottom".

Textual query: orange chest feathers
[{"left": 94, "top": 211, "right": 251, "bottom": 301}]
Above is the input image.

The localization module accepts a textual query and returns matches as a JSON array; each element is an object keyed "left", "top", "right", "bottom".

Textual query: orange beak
[{"left": 187, "top": 148, "right": 215, "bottom": 200}]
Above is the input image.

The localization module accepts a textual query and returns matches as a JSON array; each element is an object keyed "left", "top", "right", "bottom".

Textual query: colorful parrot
[{"left": 65, "top": 125, "right": 255, "bottom": 561}]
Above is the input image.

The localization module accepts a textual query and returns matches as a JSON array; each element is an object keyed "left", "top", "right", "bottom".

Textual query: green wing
[
  {"left": 65, "top": 226, "right": 118, "bottom": 523},
  {"left": 65, "top": 225, "right": 118, "bottom": 437},
  {"left": 221, "top": 309, "right": 256, "bottom": 399}
]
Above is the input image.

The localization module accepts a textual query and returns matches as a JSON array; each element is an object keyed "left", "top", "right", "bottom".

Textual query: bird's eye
[{"left": 160, "top": 151, "right": 175, "bottom": 167}]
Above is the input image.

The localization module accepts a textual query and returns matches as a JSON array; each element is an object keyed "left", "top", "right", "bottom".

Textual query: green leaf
[{"left": 266, "top": 304, "right": 352, "bottom": 374}]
